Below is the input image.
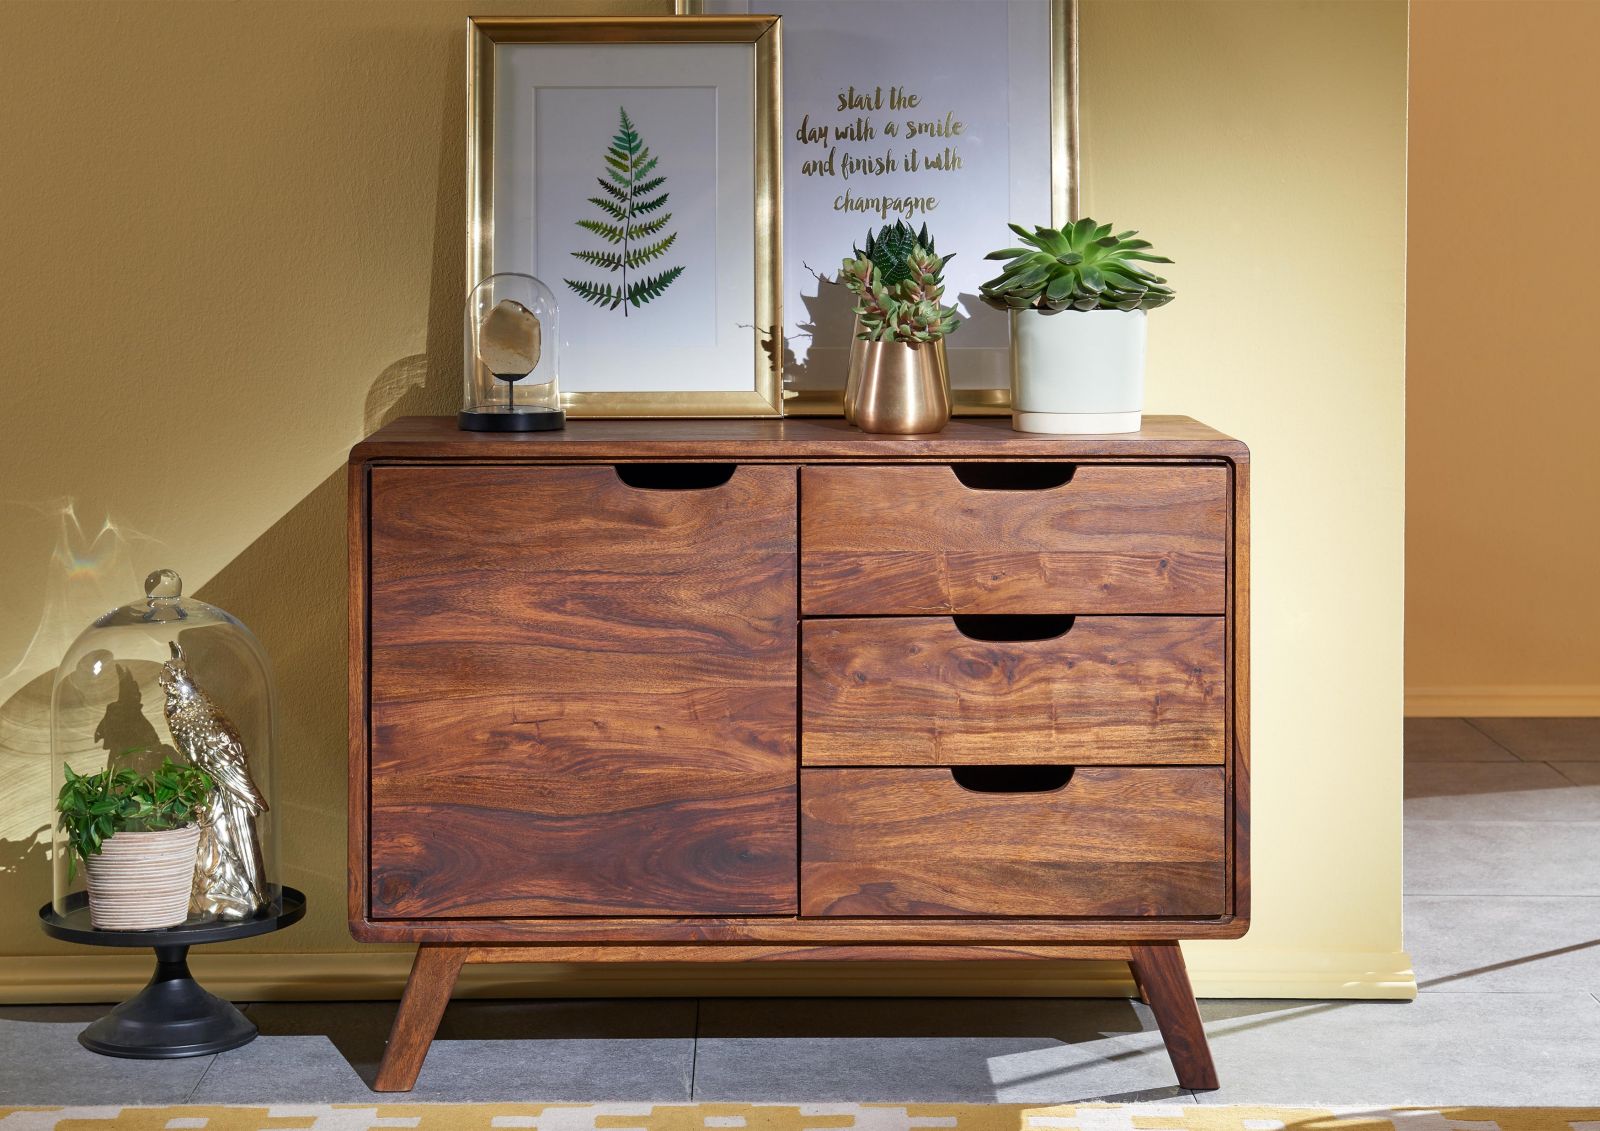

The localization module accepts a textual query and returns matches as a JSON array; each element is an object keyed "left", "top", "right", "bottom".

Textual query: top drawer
[{"left": 800, "top": 463, "right": 1230, "bottom": 615}]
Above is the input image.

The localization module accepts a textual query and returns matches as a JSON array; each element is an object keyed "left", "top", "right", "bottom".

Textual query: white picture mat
[
  {"left": 494, "top": 42, "right": 758, "bottom": 394},
  {"left": 705, "top": 0, "right": 1051, "bottom": 391}
]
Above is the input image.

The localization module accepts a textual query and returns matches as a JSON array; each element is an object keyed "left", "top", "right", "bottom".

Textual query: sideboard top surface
[{"left": 352, "top": 415, "right": 1248, "bottom": 463}]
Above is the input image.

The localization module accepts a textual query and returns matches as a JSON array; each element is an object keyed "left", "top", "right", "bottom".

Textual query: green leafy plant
[
  {"left": 57, "top": 758, "right": 213, "bottom": 882},
  {"left": 565, "top": 106, "right": 684, "bottom": 316},
  {"left": 840, "top": 225, "right": 960, "bottom": 344},
  {"left": 979, "top": 219, "right": 1174, "bottom": 313}
]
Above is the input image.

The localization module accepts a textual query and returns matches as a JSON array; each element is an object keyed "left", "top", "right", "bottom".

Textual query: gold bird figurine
[{"left": 159, "top": 642, "right": 269, "bottom": 920}]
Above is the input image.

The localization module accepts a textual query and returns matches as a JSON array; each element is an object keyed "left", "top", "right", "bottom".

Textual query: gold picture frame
[
  {"left": 468, "top": 16, "right": 783, "bottom": 418},
  {"left": 678, "top": 0, "right": 1079, "bottom": 417}
]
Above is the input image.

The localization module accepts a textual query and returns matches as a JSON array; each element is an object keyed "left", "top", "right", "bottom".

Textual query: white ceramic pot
[
  {"left": 1010, "top": 308, "right": 1147, "bottom": 434},
  {"left": 84, "top": 825, "right": 200, "bottom": 930}
]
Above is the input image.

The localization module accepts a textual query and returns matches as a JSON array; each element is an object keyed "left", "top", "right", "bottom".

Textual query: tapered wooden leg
[
  {"left": 374, "top": 944, "right": 466, "bottom": 1092},
  {"left": 1127, "top": 956, "right": 1150, "bottom": 1004},
  {"left": 1129, "top": 943, "right": 1218, "bottom": 1091}
]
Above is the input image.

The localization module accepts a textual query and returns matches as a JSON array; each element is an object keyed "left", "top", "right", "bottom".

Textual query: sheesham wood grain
[
  {"left": 802, "top": 616, "right": 1226, "bottom": 766},
  {"left": 350, "top": 425, "right": 1248, "bottom": 1096},
  {"left": 1131, "top": 942, "right": 1219, "bottom": 1090},
  {"left": 351, "top": 913, "right": 1249, "bottom": 944},
  {"left": 347, "top": 461, "right": 369, "bottom": 929},
  {"left": 800, "top": 767, "right": 1227, "bottom": 918},
  {"left": 1230, "top": 454, "right": 1252, "bottom": 927},
  {"left": 372, "top": 786, "right": 796, "bottom": 919},
  {"left": 353, "top": 415, "right": 1248, "bottom": 464},
  {"left": 366, "top": 464, "right": 797, "bottom": 919},
  {"left": 372, "top": 945, "right": 464, "bottom": 1092},
  {"left": 347, "top": 439, "right": 1251, "bottom": 941},
  {"left": 462, "top": 943, "right": 1135, "bottom": 963},
  {"left": 799, "top": 464, "right": 1229, "bottom": 615}
]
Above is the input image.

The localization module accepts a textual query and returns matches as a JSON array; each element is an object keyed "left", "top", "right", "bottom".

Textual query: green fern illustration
[{"left": 565, "top": 106, "right": 684, "bottom": 316}]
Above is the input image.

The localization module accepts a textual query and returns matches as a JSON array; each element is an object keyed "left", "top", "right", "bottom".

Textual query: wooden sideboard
[{"left": 348, "top": 415, "right": 1249, "bottom": 1092}]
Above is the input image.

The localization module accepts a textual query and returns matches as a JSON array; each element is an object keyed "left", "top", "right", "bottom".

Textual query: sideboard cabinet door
[{"left": 364, "top": 464, "right": 798, "bottom": 919}]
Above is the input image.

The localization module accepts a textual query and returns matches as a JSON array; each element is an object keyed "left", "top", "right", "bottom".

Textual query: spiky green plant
[
  {"left": 853, "top": 221, "right": 952, "bottom": 287},
  {"left": 979, "top": 219, "right": 1174, "bottom": 313},
  {"left": 565, "top": 106, "right": 684, "bottom": 316},
  {"left": 840, "top": 235, "right": 960, "bottom": 345}
]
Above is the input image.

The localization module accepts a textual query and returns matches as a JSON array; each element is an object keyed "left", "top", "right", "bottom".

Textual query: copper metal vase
[
  {"left": 852, "top": 338, "right": 952, "bottom": 435},
  {"left": 843, "top": 316, "right": 866, "bottom": 424}
]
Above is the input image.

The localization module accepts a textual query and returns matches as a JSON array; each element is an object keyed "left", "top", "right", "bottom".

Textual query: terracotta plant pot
[{"left": 84, "top": 825, "right": 200, "bottom": 930}]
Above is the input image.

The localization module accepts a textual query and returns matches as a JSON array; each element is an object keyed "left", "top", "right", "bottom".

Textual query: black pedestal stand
[
  {"left": 39, "top": 885, "right": 305, "bottom": 1059},
  {"left": 458, "top": 407, "right": 565, "bottom": 432}
]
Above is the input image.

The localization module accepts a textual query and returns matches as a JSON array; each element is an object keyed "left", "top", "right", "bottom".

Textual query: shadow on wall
[
  {"left": 0, "top": 22, "right": 466, "bottom": 962},
  {"left": 184, "top": 41, "right": 468, "bottom": 954},
  {"left": 191, "top": 68, "right": 468, "bottom": 953},
  {"left": 361, "top": 17, "right": 475, "bottom": 435},
  {"left": 0, "top": 503, "right": 166, "bottom": 948}
]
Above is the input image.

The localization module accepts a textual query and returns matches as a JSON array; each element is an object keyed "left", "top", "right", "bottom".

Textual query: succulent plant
[
  {"left": 840, "top": 232, "right": 960, "bottom": 344},
  {"left": 979, "top": 219, "right": 1174, "bottom": 313},
  {"left": 854, "top": 221, "right": 952, "bottom": 286}
]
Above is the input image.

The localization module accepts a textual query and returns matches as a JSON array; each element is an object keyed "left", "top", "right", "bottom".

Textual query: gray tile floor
[{"left": 4, "top": 717, "right": 1598, "bottom": 1106}]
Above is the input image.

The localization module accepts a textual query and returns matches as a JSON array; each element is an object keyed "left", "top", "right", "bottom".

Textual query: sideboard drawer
[
  {"left": 802, "top": 616, "right": 1225, "bottom": 766},
  {"left": 800, "top": 464, "right": 1228, "bottom": 615},
  {"left": 800, "top": 766, "right": 1227, "bottom": 918}
]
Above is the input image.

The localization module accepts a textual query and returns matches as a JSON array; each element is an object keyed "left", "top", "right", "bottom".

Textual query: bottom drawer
[{"left": 800, "top": 766, "right": 1227, "bottom": 918}]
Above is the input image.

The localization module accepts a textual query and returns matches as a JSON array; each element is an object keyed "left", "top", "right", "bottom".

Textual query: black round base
[
  {"left": 79, "top": 947, "right": 256, "bottom": 1059},
  {"left": 458, "top": 407, "right": 566, "bottom": 432},
  {"left": 40, "top": 886, "right": 305, "bottom": 1061}
]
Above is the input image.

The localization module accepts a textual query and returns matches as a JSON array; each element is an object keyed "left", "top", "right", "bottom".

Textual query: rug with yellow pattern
[{"left": 2, "top": 1105, "right": 1598, "bottom": 1131}]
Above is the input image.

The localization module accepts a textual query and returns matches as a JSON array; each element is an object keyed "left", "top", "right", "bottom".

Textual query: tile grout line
[
  {"left": 1460, "top": 717, "right": 1532, "bottom": 761},
  {"left": 1406, "top": 891, "right": 1600, "bottom": 896},
  {"left": 1549, "top": 761, "right": 1592, "bottom": 786},
  {"left": 1419, "top": 988, "right": 1600, "bottom": 995},
  {"left": 689, "top": 997, "right": 701, "bottom": 1101},
  {"left": 181, "top": 1001, "right": 254, "bottom": 1101},
  {"left": 184, "top": 1052, "right": 221, "bottom": 1102},
  {"left": 1406, "top": 893, "right": 1600, "bottom": 900}
]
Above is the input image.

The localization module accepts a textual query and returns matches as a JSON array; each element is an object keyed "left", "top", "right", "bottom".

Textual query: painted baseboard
[
  {"left": 1405, "top": 684, "right": 1600, "bottom": 717},
  {"left": 0, "top": 948, "right": 1417, "bottom": 1004}
]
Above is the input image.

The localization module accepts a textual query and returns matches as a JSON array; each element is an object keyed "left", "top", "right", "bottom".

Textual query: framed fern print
[
  {"left": 566, "top": 108, "right": 687, "bottom": 317},
  {"left": 467, "top": 17, "right": 782, "bottom": 418}
]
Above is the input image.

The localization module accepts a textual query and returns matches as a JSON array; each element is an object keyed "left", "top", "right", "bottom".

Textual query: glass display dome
[
  {"left": 459, "top": 272, "right": 564, "bottom": 432},
  {"left": 50, "top": 568, "right": 280, "bottom": 924}
]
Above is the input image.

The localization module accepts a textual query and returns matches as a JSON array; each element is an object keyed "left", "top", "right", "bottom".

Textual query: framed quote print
[
  {"left": 468, "top": 17, "right": 783, "bottom": 417},
  {"left": 688, "top": 0, "right": 1078, "bottom": 415}
]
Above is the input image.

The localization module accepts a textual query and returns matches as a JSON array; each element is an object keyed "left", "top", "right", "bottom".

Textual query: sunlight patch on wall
[{"left": 0, "top": 502, "right": 161, "bottom": 851}]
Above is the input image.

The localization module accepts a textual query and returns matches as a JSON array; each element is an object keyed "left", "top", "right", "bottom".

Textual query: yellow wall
[
  {"left": 1405, "top": 0, "right": 1600, "bottom": 718},
  {"left": 0, "top": 0, "right": 1411, "bottom": 1000},
  {"left": 1082, "top": 0, "right": 1410, "bottom": 997}
]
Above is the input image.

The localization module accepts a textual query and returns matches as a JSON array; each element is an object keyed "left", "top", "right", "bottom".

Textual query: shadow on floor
[{"left": 244, "top": 997, "right": 698, "bottom": 1091}]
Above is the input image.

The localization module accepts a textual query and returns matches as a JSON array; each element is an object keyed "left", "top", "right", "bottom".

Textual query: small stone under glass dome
[
  {"left": 50, "top": 569, "right": 281, "bottom": 925},
  {"left": 459, "top": 272, "right": 565, "bottom": 431}
]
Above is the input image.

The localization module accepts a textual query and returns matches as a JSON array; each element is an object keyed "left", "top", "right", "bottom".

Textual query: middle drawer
[{"left": 802, "top": 616, "right": 1226, "bottom": 765}]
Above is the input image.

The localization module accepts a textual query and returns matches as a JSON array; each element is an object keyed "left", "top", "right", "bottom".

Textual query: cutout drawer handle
[
  {"left": 951, "top": 464, "right": 1076, "bottom": 491},
  {"left": 614, "top": 464, "right": 736, "bottom": 490},
  {"left": 952, "top": 615, "right": 1075, "bottom": 642},
  {"left": 950, "top": 765, "right": 1075, "bottom": 794}
]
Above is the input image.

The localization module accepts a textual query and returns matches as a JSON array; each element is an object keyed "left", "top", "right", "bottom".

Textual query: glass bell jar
[
  {"left": 50, "top": 568, "right": 281, "bottom": 927},
  {"left": 460, "top": 272, "right": 565, "bottom": 432}
]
